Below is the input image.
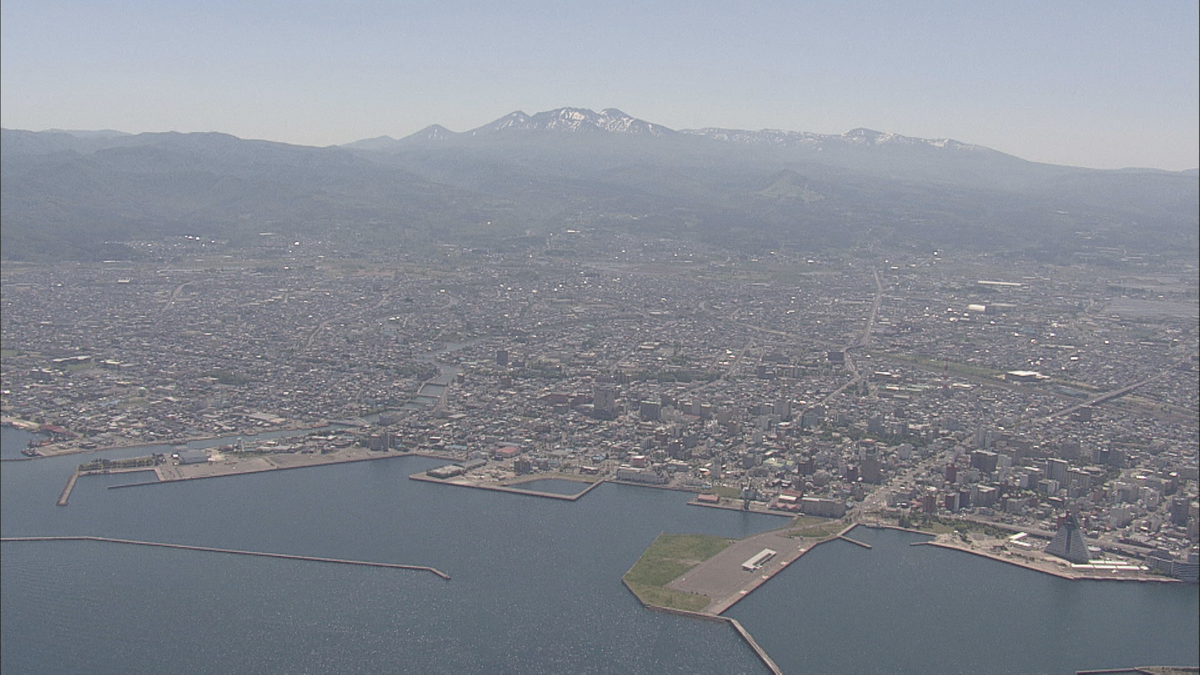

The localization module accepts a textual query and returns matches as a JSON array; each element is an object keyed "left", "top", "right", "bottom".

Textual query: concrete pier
[
  {"left": 0, "top": 536, "right": 450, "bottom": 580},
  {"left": 56, "top": 471, "right": 79, "bottom": 506},
  {"left": 837, "top": 535, "right": 872, "bottom": 549},
  {"left": 409, "top": 472, "right": 604, "bottom": 501}
]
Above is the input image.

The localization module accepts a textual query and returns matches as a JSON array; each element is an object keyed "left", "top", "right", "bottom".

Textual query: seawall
[
  {"left": 621, "top": 579, "right": 783, "bottom": 675},
  {"left": 409, "top": 472, "right": 604, "bottom": 501},
  {"left": 0, "top": 535, "right": 450, "bottom": 580}
]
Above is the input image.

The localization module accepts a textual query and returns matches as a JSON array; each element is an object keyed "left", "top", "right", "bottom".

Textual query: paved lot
[{"left": 666, "top": 530, "right": 807, "bottom": 613}]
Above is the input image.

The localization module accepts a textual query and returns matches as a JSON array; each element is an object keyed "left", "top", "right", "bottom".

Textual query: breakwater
[
  {"left": 57, "top": 471, "right": 79, "bottom": 506},
  {"left": 836, "top": 522, "right": 873, "bottom": 548},
  {"left": 1, "top": 536, "right": 451, "bottom": 580},
  {"left": 623, "top": 584, "right": 784, "bottom": 675}
]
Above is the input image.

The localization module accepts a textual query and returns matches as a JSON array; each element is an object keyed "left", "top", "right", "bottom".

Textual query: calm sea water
[
  {"left": 727, "top": 526, "right": 1199, "bottom": 674},
  {"left": 1, "top": 427, "right": 778, "bottom": 674},
  {"left": 3, "top": 427, "right": 1198, "bottom": 674},
  {"left": 509, "top": 478, "right": 594, "bottom": 495}
]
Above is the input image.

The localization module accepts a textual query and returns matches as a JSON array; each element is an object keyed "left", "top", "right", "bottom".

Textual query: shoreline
[
  {"left": 685, "top": 498, "right": 795, "bottom": 518},
  {"left": 408, "top": 472, "right": 605, "bottom": 501},
  {"left": 110, "top": 452, "right": 415, "bottom": 491},
  {"left": 914, "top": 539, "right": 1178, "bottom": 584},
  {"left": 56, "top": 450, "right": 461, "bottom": 505}
]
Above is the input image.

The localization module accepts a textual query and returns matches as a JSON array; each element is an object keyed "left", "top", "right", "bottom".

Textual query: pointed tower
[{"left": 1045, "top": 512, "right": 1090, "bottom": 563}]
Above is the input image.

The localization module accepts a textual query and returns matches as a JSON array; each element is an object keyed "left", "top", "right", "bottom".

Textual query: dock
[
  {"left": 0, "top": 536, "right": 450, "bottom": 580},
  {"left": 837, "top": 535, "right": 872, "bottom": 549},
  {"left": 409, "top": 472, "right": 604, "bottom": 502},
  {"left": 57, "top": 471, "right": 80, "bottom": 506}
]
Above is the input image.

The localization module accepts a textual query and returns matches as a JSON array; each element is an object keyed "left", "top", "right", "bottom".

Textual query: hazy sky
[{"left": 2, "top": 0, "right": 1197, "bottom": 170}]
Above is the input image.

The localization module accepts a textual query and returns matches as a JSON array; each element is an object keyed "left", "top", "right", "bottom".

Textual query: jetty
[
  {"left": 836, "top": 523, "right": 873, "bottom": 548},
  {"left": 57, "top": 471, "right": 80, "bottom": 506},
  {"left": 0, "top": 536, "right": 450, "bottom": 580},
  {"left": 633, "top": 602, "right": 783, "bottom": 674},
  {"left": 409, "top": 472, "right": 604, "bottom": 502}
]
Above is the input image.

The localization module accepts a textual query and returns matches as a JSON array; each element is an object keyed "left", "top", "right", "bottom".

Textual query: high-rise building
[
  {"left": 639, "top": 400, "right": 661, "bottom": 422},
  {"left": 593, "top": 385, "right": 616, "bottom": 417},
  {"left": 1046, "top": 458, "right": 1069, "bottom": 485}
]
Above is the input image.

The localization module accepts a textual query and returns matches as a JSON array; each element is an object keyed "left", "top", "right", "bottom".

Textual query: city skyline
[{"left": 2, "top": 0, "right": 1197, "bottom": 171}]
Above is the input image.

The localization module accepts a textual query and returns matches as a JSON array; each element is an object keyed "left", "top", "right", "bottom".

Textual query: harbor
[
  {"left": 4, "top": 432, "right": 1196, "bottom": 674},
  {"left": 52, "top": 446, "right": 426, "bottom": 505}
]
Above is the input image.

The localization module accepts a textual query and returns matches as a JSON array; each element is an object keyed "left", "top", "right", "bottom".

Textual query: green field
[
  {"left": 623, "top": 533, "right": 733, "bottom": 612},
  {"left": 709, "top": 485, "right": 741, "bottom": 499},
  {"left": 784, "top": 519, "right": 845, "bottom": 539}
]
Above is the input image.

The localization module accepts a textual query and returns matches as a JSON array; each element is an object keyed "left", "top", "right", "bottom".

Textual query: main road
[{"left": 818, "top": 266, "right": 884, "bottom": 407}]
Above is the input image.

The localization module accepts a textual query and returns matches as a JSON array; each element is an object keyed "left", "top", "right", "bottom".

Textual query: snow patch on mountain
[
  {"left": 467, "top": 107, "right": 674, "bottom": 137},
  {"left": 681, "top": 126, "right": 985, "bottom": 152}
]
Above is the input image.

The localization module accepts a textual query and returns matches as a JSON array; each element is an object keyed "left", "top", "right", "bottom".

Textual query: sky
[{"left": 2, "top": 0, "right": 1197, "bottom": 171}]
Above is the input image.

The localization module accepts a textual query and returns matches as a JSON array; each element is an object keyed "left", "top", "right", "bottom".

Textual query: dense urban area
[{"left": 2, "top": 236, "right": 1197, "bottom": 581}]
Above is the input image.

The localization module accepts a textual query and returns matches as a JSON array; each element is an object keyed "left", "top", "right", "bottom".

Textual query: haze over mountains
[{"left": 3, "top": 107, "right": 1196, "bottom": 261}]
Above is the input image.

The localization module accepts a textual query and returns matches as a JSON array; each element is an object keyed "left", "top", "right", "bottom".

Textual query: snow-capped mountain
[
  {"left": 465, "top": 107, "right": 675, "bottom": 137},
  {"left": 678, "top": 126, "right": 985, "bottom": 152},
  {"left": 5, "top": 120, "right": 1195, "bottom": 262},
  {"left": 378, "top": 107, "right": 987, "bottom": 153}
]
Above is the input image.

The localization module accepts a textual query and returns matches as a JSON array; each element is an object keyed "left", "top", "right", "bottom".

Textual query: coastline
[
  {"left": 55, "top": 449, "right": 460, "bottom": 505},
  {"left": 913, "top": 539, "right": 1178, "bottom": 584},
  {"left": 408, "top": 472, "right": 605, "bottom": 501},
  {"left": 4, "top": 420, "right": 334, "bottom": 459}
]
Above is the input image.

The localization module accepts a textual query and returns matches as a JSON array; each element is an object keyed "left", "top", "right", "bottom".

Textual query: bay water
[{"left": 2, "top": 427, "right": 1197, "bottom": 673}]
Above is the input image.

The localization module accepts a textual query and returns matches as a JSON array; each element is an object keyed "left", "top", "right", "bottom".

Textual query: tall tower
[{"left": 1045, "top": 512, "right": 1090, "bottom": 563}]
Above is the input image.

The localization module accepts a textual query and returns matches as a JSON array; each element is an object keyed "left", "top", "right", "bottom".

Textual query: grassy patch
[
  {"left": 890, "top": 353, "right": 1004, "bottom": 379},
  {"left": 785, "top": 521, "right": 844, "bottom": 539},
  {"left": 624, "top": 582, "right": 710, "bottom": 613},
  {"left": 711, "top": 485, "right": 741, "bottom": 499},
  {"left": 0, "top": 348, "right": 18, "bottom": 358},
  {"left": 908, "top": 520, "right": 955, "bottom": 535},
  {"left": 788, "top": 515, "right": 831, "bottom": 529},
  {"left": 623, "top": 534, "right": 733, "bottom": 611}
]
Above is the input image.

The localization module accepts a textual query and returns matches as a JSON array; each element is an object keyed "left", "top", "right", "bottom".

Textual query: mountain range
[{"left": 3, "top": 107, "right": 1196, "bottom": 261}]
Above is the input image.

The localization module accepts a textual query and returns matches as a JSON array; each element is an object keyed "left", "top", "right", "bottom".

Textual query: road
[
  {"left": 818, "top": 267, "right": 883, "bottom": 407},
  {"left": 1043, "top": 366, "right": 1178, "bottom": 421}
]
